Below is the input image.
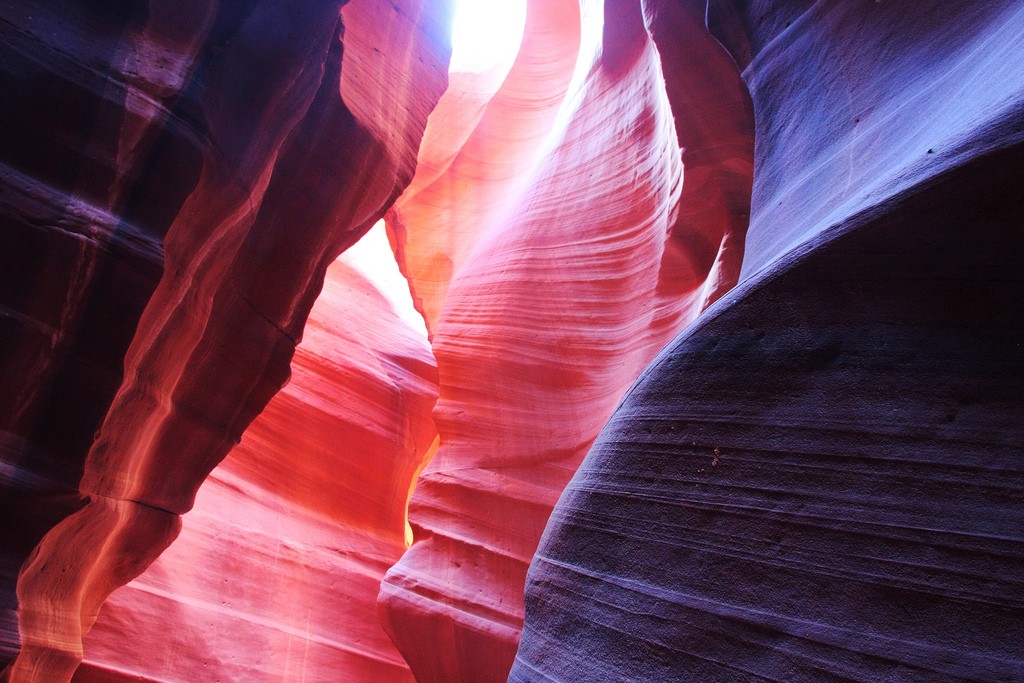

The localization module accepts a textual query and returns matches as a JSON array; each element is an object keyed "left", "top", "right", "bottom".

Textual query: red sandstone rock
[
  {"left": 1, "top": 1, "right": 450, "bottom": 680},
  {"left": 378, "top": 1, "right": 752, "bottom": 680},
  {"left": 78, "top": 258, "right": 437, "bottom": 683},
  {"left": 3, "top": 0, "right": 1020, "bottom": 681},
  {"left": 387, "top": 0, "right": 583, "bottom": 329}
]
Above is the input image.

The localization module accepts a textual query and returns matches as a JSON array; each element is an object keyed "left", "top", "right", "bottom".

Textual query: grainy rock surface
[{"left": 512, "top": 144, "right": 1024, "bottom": 682}]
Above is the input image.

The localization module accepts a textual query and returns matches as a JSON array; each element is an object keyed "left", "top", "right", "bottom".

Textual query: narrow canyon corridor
[{"left": 0, "top": 0, "right": 1022, "bottom": 681}]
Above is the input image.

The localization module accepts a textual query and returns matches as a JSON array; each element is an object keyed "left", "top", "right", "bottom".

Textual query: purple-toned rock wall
[
  {"left": 513, "top": 144, "right": 1024, "bottom": 681},
  {"left": 512, "top": 0, "right": 1024, "bottom": 680}
]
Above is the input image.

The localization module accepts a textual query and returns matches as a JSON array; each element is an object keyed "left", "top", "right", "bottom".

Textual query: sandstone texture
[
  {"left": 78, "top": 258, "right": 437, "bottom": 682},
  {"left": 1, "top": 0, "right": 449, "bottom": 679},
  {"left": 0, "top": 0, "right": 1021, "bottom": 681},
  {"left": 378, "top": 0, "right": 752, "bottom": 679},
  {"left": 513, "top": 148, "right": 1024, "bottom": 682},
  {"left": 512, "top": 1, "right": 1024, "bottom": 681}
]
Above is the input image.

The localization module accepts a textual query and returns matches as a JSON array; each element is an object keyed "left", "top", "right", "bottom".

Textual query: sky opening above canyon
[
  {"left": 449, "top": 0, "right": 527, "bottom": 73},
  {"left": 339, "top": 0, "right": 530, "bottom": 340}
]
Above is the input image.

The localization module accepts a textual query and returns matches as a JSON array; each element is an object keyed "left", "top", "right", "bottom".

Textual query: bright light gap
[{"left": 449, "top": 0, "right": 527, "bottom": 74}]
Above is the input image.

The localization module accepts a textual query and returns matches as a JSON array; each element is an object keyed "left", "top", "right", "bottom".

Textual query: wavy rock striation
[
  {"left": 1, "top": 0, "right": 450, "bottom": 680},
  {"left": 512, "top": 1, "right": 1024, "bottom": 680},
  {"left": 379, "top": 0, "right": 753, "bottom": 680},
  {"left": 77, "top": 258, "right": 437, "bottom": 683},
  {"left": 513, "top": 146, "right": 1024, "bottom": 682},
  {"left": 4, "top": 0, "right": 1020, "bottom": 681}
]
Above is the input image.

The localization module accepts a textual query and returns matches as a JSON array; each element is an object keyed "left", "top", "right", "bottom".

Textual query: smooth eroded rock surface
[
  {"left": 1, "top": 0, "right": 450, "bottom": 679},
  {"left": 513, "top": 144, "right": 1024, "bottom": 682},
  {"left": 3, "top": 0, "right": 1021, "bottom": 681},
  {"left": 77, "top": 259, "right": 437, "bottom": 683},
  {"left": 379, "top": 0, "right": 753, "bottom": 680},
  {"left": 512, "top": 0, "right": 1024, "bottom": 679}
]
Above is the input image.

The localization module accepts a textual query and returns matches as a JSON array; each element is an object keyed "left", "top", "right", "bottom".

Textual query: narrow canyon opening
[{"left": 449, "top": 0, "right": 526, "bottom": 75}]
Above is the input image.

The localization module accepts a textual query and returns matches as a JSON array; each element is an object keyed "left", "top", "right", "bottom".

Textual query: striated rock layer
[
  {"left": 379, "top": 0, "right": 754, "bottom": 680},
  {"left": 1, "top": 0, "right": 450, "bottom": 680},
  {"left": 4, "top": 0, "right": 1020, "bottom": 681},
  {"left": 77, "top": 257, "right": 437, "bottom": 683},
  {"left": 514, "top": 145, "right": 1024, "bottom": 683},
  {"left": 513, "top": 1, "right": 1024, "bottom": 681}
]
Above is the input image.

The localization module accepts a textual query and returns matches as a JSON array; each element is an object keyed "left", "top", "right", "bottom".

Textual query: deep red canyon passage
[{"left": 1, "top": 0, "right": 1022, "bottom": 682}]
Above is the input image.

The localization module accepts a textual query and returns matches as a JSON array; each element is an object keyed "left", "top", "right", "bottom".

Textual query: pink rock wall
[
  {"left": 77, "top": 259, "right": 437, "bottom": 682},
  {"left": 378, "top": 0, "right": 752, "bottom": 680}
]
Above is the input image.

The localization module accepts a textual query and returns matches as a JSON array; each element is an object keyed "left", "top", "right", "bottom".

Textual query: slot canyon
[{"left": 1, "top": 0, "right": 1022, "bottom": 681}]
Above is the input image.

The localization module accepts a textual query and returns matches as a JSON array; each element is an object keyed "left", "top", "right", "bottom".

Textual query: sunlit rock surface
[
  {"left": 1, "top": 0, "right": 1021, "bottom": 680},
  {"left": 378, "top": 0, "right": 753, "bottom": 680},
  {"left": 512, "top": 1, "right": 1024, "bottom": 680},
  {"left": 0, "top": 0, "right": 449, "bottom": 680},
  {"left": 77, "top": 259, "right": 437, "bottom": 683}
]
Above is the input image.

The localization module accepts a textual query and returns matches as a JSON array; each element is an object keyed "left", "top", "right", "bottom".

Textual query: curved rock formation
[
  {"left": 378, "top": 0, "right": 753, "bottom": 680},
  {"left": 3, "top": 0, "right": 1020, "bottom": 680},
  {"left": 728, "top": 0, "right": 1024, "bottom": 277},
  {"left": 77, "top": 257, "right": 437, "bottom": 682},
  {"left": 1, "top": 1, "right": 450, "bottom": 680},
  {"left": 513, "top": 147, "right": 1024, "bottom": 682},
  {"left": 513, "top": 1, "right": 1024, "bottom": 680}
]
